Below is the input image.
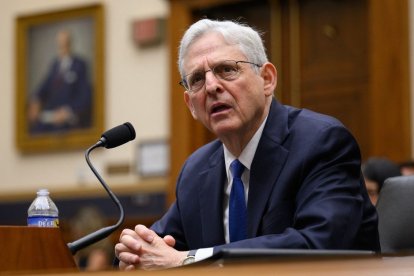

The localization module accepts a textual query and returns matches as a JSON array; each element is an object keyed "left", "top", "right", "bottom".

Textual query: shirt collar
[
  {"left": 59, "top": 56, "right": 73, "bottom": 72},
  {"left": 223, "top": 116, "right": 268, "bottom": 176}
]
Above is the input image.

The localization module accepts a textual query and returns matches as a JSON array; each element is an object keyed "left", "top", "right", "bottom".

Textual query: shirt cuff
[{"left": 194, "top": 247, "right": 214, "bottom": 262}]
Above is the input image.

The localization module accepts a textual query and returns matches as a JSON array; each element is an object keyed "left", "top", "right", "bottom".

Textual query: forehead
[{"left": 183, "top": 32, "right": 245, "bottom": 72}]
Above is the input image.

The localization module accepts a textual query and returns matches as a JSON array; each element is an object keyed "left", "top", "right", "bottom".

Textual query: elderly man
[
  {"left": 115, "top": 19, "right": 380, "bottom": 270},
  {"left": 28, "top": 30, "right": 92, "bottom": 134}
]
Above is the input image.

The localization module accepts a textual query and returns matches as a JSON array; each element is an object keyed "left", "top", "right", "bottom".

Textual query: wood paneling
[
  {"left": 0, "top": 226, "right": 76, "bottom": 272},
  {"left": 368, "top": 0, "right": 411, "bottom": 161},
  {"left": 297, "top": 0, "right": 370, "bottom": 159},
  {"left": 167, "top": 0, "right": 411, "bottom": 205}
]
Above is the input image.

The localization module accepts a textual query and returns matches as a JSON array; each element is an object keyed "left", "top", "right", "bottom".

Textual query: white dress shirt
[{"left": 194, "top": 116, "right": 268, "bottom": 262}]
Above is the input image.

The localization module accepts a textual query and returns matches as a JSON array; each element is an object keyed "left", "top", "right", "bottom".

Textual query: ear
[
  {"left": 260, "top": 62, "right": 277, "bottom": 96},
  {"left": 184, "top": 92, "right": 198, "bottom": 120}
]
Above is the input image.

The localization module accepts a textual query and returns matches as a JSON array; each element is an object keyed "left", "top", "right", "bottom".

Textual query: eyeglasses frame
[{"left": 179, "top": 60, "right": 262, "bottom": 93}]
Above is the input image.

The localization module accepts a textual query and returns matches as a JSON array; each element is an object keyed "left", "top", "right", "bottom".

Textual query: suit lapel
[
  {"left": 248, "top": 99, "right": 290, "bottom": 237},
  {"left": 198, "top": 146, "right": 226, "bottom": 246},
  {"left": 196, "top": 100, "right": 291, "bottom": 243}
]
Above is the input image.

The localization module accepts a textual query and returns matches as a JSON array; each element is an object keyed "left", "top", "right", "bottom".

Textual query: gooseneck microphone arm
[
  {"left": 67, "top": 141, "right": 125, "bottom": 255},
  {"left": 67, "top": 122, "right": 135, "bottom": 255}
]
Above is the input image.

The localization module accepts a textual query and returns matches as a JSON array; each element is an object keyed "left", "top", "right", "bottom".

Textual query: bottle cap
[{"left": 37, "top": 189, "right": 50, "bottom": 196}]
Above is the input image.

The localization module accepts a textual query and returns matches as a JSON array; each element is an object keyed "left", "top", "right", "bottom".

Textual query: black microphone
[
  {"left": 67, "top": 122, "right": 135, "bottom": 255},
  {"left": 99, "top": 122, "right": 136, "bottom": 149}
]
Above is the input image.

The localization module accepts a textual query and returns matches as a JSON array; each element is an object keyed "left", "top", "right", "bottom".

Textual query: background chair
[{"left": 376, "top": 175, "right": 414, "bottom": 254}]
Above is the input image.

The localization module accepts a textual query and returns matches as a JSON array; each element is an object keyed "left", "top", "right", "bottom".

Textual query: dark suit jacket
[
  {"left": 31, "top": 55, "right": 92, "bottom": 133},
  {"left": 152, "top": 99, "right": 380, "bottom": 252}
]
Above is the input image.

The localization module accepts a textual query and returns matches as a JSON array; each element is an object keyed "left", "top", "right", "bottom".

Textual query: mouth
[{"left": 210, "top": 103, "right": 232, "bottom": 115}]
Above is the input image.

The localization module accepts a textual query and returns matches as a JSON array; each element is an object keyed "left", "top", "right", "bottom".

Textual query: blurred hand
[
  {"left": 52, "top": 106, "right": 74, "bottom": 125},
  {"left": 27, "top": 100, "right": 41, "bottom": 123}
]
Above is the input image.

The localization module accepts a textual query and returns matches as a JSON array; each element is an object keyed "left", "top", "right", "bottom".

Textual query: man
[
  {"left": 399, "top": 160, "right": 414, "bottom": 176},
  {"left": 115, "top": 19, "right": 380, "bottom": 270},
  {"left": 362, "top": 157, "right": 401, "bottom": 205},
  {"left": 28, "top": 30, "right": 92, "bottom": 134}
]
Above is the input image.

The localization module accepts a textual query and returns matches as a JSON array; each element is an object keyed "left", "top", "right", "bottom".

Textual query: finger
[
  {"left": 125, "top": 264, "right": 136, "bottom": 271},
  {"left": 114, "top": 243, "right": 133, "bottom": 258},
  {"left": 119, "top": 233, "right": 143, "bottom": 252},
  {"left": 119, "top": 260, "right": 137, "bottom": 271},
  {"left": 118, "top": 251, "right": 140, "bottom": 265},
  {"left": 163, "top": 235, "right": 176, "bottom": 247},
  {"left": 119, "top": 260, "right": 129, "bottom": 270},
  {"left": 135, "top": 224, "right": 156, "bottom": 243},
  {"left": 120, "top": 228, "right": 138, "bottom": 240}
]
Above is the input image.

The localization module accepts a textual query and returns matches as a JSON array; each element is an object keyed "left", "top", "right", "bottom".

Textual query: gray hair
[{"left": 178, "top": 19, "right": 268, "bottom": 78}]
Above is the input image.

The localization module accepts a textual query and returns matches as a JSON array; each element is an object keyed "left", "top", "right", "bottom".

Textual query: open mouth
[{"left": 211, "top": 103, "right": 231, "bottom": 115}]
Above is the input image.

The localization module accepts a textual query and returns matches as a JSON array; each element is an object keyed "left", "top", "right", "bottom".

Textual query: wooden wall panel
[
  {"left": 167, "top": 0, "right": 411, "bottom": 205},
  {"left": 297, "top": 0, "right": 370, "bottom": 159},
  {"left": 368, "top": 0, "right": 411, "bottom": 161}
]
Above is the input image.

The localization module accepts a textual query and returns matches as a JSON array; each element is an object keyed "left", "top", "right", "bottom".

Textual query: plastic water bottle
[{"left": 27, "top": 188, "right": 59, "bottom": 228}]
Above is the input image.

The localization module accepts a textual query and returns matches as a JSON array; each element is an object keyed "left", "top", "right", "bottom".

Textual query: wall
[
  {"left": 0, "top": 0, "right": 169, "bottom": 194},
  {"left": 410, "top": 0, "right": 414, "bottom": 157},
  {"left": 1, "top": 0, "right": 414, "bottom": 196}
]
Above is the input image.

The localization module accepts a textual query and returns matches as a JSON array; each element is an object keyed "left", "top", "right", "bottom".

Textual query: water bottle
[{"left": 27, "top": 188, "right": 59, "bottom": 228}]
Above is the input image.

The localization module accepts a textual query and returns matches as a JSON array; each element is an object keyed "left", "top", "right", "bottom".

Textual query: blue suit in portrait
[
  {"left": 29, "top": 55, "right": 92, "bottom": 134},
  {"left": 151, "top": 98, "right": 380, "bottom": 253}
]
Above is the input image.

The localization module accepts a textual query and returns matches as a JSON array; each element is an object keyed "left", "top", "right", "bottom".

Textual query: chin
[{"left": 211, "top": 125, "right": 238, "bottom": 138}]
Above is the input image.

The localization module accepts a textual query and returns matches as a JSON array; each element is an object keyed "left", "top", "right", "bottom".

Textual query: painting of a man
[{"left": 27, "top": 29, "right": 92, "bottom": 134}]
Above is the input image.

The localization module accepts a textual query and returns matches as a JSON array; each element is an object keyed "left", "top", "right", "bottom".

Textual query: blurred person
[
  {"left": 115, "top": 18, "right": 379, "bottom": 270},
  {"left": 362, "top": 157, "right": 401, "bottom": 205},
  {"left": 70, "top": 206, "right": 113, "bottom": 271},
  {"left": 399, "top": 160, "right": 414, "bottom": 176},
  {"left": 27, "top": 29, "right": 92, "bottom": 134}
]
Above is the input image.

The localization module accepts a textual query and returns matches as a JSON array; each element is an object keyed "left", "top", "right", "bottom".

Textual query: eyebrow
[{"left": 186, "top": 59, "right": 234, "bottom": 75}]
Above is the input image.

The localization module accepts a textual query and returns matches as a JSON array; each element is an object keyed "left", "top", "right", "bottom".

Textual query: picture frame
[
  {"left": 15, "top": 4, "right": 104, "bottom": 153},
  {"left": 136, "top": 140, "right": 169, "bottom": 178}
]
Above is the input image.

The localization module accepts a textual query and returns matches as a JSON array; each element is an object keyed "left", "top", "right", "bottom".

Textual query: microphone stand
[{"left": 67, "top": 141, "right": 125, "bottom": 255}]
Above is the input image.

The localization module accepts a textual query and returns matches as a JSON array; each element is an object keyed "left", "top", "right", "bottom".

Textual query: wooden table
[{"left": 27, "top": 254, "right": 414, "bottom": 275}]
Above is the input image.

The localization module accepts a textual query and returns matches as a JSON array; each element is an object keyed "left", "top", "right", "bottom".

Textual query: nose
[{"left": 204, "top": 70, "right": 222, "bottom": 95}]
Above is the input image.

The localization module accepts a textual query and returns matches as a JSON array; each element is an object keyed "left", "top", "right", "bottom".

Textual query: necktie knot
[{"left": 230, "top": 159, "right": 244, "bottom": 179}]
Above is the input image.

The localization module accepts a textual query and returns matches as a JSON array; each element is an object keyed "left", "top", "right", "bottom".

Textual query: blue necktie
[{"left": 229, "top": 159, "right": 247, "bottom": 242}]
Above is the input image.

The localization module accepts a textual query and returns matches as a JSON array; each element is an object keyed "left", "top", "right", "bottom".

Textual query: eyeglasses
[{"left": 179, "top": 60, "right": 262, "bottom": 93}]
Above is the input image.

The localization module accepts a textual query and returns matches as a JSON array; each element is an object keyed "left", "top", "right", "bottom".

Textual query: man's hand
[
  {"left": 52, "top": 106, "right": 74, "bottom": 125},
  {"left": 27, "top": 100, "right": 41, "bottom": 123},
  {"left": 115, "top": 224, "right": 188, "bottom": 271}
]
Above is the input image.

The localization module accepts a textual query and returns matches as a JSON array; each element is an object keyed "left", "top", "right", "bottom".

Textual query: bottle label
[{"left": 27, "top": 216, "right": 59, "bottom": 228}]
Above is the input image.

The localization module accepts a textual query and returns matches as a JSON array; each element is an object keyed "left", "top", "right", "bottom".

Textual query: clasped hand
[{"left": 115, "top": 224, "right": 188, "bottom": 270}]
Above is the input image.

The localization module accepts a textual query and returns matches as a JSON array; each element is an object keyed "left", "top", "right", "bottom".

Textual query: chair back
[{"left": 376, "top": 175, "right": 414, "bottom": 254}]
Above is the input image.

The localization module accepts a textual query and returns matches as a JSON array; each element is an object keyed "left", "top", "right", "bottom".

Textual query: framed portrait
[
  {"left": 136, "top": 140, "right": 169, "bottom": 178},
  {"left": 15, "top": 4, "right": 104, "bottom": 153}
]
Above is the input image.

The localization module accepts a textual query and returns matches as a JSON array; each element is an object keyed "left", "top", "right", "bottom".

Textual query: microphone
[
  {"left": 67, "top": 122, "right": 135, "bottom": 255},
  {"left": 99, "top": 122, "right": 136, "bottom": 149}
]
